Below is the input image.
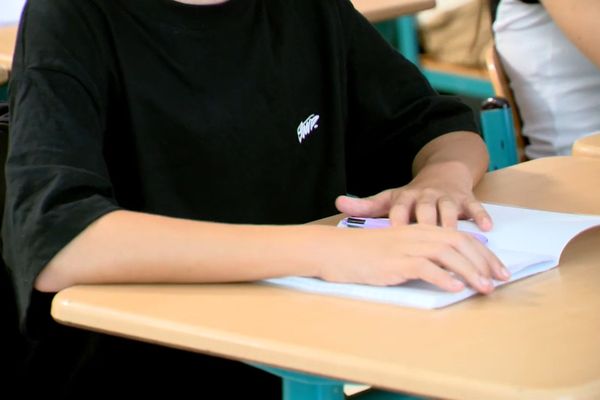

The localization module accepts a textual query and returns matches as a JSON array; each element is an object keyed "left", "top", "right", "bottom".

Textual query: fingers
[
  {"left": 341, "top": 185, "right": 494, "bottom": 233},
  {"left": 408, "top": 196, "right": 493, "bottom": 231},
  {"left": 435, "top": 231, "right": 509, "bottom": 291},
  {"left": 464, "top": 200, "right": 493, "bottom": 231},
  {"left": 410, "top": 236, "right": 494, "bottom": 293},
  {"left": 437, "top": 197, "right": 459, "bottom": 229},
  {"left": 389, "top": 195, "right": 413, "bottom": 227},
  {"left": 402, "top": 228, "right": 509, "bottom": 293},
  {"left": 414, "top": 194, "right": 463, "bottom": 228},
  {"left": 389, "top": 191, "right": 460, "bottom": 228},
  {"left": 406, "top": 259, "right": 465, "bottom": 292},
  {"left": 381, "top": 183, "right": 494, "bottom": 230},
  {"left": 335, "top": 191, "right": 391, "bottom": 218},
  {"left": 414, "top": 194, "right": 437, "bottom": 226},
  {"left": 462, "top": 233, "right": 509, "bottom": 282},
  {"left": 329, "top": 225, "right": 508, "bottom": 295},
  {"left": 389, "top": 204, "right": 411, "bottom": 227},
  {"left": 387, "top": 189, "right": 456, "bottom": 227},
  {"left": 388, "top": 189, "right": 432, "bottom": 227}
]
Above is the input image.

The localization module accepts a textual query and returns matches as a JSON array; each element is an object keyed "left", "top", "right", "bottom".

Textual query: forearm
[
  {"left": 412, "top": 131, "right": 489, "bottom": 188},
  {"left": 35, "top": 210, "right": 328, "bottom": 292},
  {"left": 542, "top": 0, "right": 600, "bottom": 68},
  {"left": 36, "top": 194, "right": 506, "bottom": 295}
]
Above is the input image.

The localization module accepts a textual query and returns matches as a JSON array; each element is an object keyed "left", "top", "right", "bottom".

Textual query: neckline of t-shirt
[
  {"left": 158, "top": 0, "right": 251, "bottom": 19},
  {"left": 142, "top": 0, "right": 256, "bottom": 31},
  {"left": 160, "top": 0, "right": 245, "bottom": 14}
]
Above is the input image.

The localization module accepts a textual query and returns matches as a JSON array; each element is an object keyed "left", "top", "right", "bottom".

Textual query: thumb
[{"left": 335, "top": 190, "right": 391, "bottom": 217}]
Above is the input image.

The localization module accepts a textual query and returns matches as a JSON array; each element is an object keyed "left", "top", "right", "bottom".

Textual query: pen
[
  {"left": 341, "top": 217, "right": 488, "bottom": 244},
  {"left": 344, "top": 217, "right": 391, "bottom": 229}
]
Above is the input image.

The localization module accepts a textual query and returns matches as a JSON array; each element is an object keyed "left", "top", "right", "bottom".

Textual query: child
[
  {"left": 2, "top": 0, "right": 507, "bottom": 397},
  {"left": 493, "top": 0, "right": 600, "bottom": 158}
]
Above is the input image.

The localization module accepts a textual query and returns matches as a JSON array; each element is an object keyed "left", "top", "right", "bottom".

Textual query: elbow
[{"left": 34, "top": 261, "right": 72, "bottom": 293}]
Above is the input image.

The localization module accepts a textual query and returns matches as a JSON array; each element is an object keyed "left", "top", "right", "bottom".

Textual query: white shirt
[
  {"left": 493, "top": 0, "right": 600, "bottom": 158},
  {"left": 0, "top": 0, "right": 26, "bottom": 26}
]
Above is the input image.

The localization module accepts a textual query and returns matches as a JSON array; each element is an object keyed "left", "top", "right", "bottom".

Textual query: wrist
[
  {"left": 413, "top": 160, "right": 475, "bottom": 189},
  {"left": 241, "top": 224, "right": 339, "bottom": 279}
]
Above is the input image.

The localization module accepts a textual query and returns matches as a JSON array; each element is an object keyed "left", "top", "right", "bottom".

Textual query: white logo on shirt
[{"left": 297, "top": 114, "right": 320, "bottom": 143}]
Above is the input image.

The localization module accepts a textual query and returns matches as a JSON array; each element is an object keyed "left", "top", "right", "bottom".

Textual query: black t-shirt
[
  {"left": 4, "top": 0, "right": 477, "bottom": 323},
  {"left": 2, "top": 0, "right": 477, "bottom": 395}
]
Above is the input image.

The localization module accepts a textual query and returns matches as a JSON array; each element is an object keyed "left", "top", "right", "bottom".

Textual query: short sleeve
[
  {"left": 336, "top": 0, "right": 479, "bottom": 196},
  {"left": 1, "top": 0, "right": 121, "bottom": 326}
]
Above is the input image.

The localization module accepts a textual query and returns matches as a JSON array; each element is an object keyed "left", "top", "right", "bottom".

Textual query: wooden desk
[
  {"left": 572, "top": 133, "right": 600, "bottom": 159},
  {"left": 352, "top": 0, "right": 435, "bottom": 23},
  {"left": 0, "top": 66, "right": 7, "bottom": 86},
  {"left": 52, "top": 156, "right": 600, "bottom": 400},
  {"left": 0, "top": 25, "right": 17, "bottom": 73}
]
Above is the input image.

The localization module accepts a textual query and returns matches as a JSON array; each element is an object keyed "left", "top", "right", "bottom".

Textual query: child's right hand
[{"left": 317, "top": 223, "right": 509, "bottom": 293}]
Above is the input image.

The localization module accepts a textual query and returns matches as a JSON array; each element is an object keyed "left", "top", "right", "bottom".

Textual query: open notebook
[{"left": 264, "top": 203, "right": 600, "bottom": 309}]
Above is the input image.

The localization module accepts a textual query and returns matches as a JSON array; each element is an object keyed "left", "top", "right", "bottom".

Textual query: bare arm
[
  {"left": 34, "top": 211, "right": 326, "bottom": 292},
  {"left": 36, "top": 132, "right": 505, "bottom": 295},
  {"left": 411, "top": 131, "right": 488, "bottom": 187},
  {"left": 25, "top": 132, "right": 494, "bottom": 295},
  {"left": 542, "top": 0, "right": 600, "bottom": 68},
  {"left": 36, "top": 167, "right": 506, "bottom": 296}
]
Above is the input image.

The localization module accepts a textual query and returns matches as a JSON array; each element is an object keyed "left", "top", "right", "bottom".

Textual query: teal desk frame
[
  {"left": 480, "top": 99, "right": 519, "bottom": 170},
  {"left": 0, "top": 83, "right": 7, "bottom": 102},
  {"left": 376, "top": 16, "right": 494, "bottom": 99},
  {"left": 255, "top": 364, "right": 424, "bottom": 400}
]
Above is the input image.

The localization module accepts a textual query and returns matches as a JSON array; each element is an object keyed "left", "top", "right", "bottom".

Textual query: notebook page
[{"left": 263, "top": 203, "right": 600, "bottom": 309}]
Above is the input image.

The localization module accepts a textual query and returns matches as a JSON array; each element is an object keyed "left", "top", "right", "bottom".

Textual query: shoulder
[
  {"left": 19, "top": 0, "right": 120, "bottom": 46},
  {"left": 14, "top": 0, "right": 119, "bottom": 82},
  {"left": 24, "top": 0, "right": 111, "bottom": 21},
  {"left": 20, "top": 0, "right": 116, "bottom": 46}
]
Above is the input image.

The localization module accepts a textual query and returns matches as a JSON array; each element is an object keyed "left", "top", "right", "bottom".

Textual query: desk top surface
[
  {"left": 0, "top": 25, "right": 17, "bottom": 71},
  {"left": 351, "top": 0, "right": 435, "bottom": 22},
  {"left": 573, "top": 133, "right": 600, "bottom": 159},
  {"left": 52, "top": 157, "right": 600, "bottom": 400},
  {"left": 0, "top": 66, "right": 7, "bottom": 86}
]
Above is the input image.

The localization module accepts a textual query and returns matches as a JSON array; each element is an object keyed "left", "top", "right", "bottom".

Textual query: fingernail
[
  {"left": 480, "top": 217, "right": 493, "bottom": 231},
  {"left": 500, "top": 267, "right": 511, "bottom": 279},
  {"left": 345, "top": 193, "right": 359, "bottom": 198},
  {"left": 451, "top": 279, "right": 465, "bottom": 290},
  {"left": 479, "top": 276, "right": 493, "bottom": 289}
]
